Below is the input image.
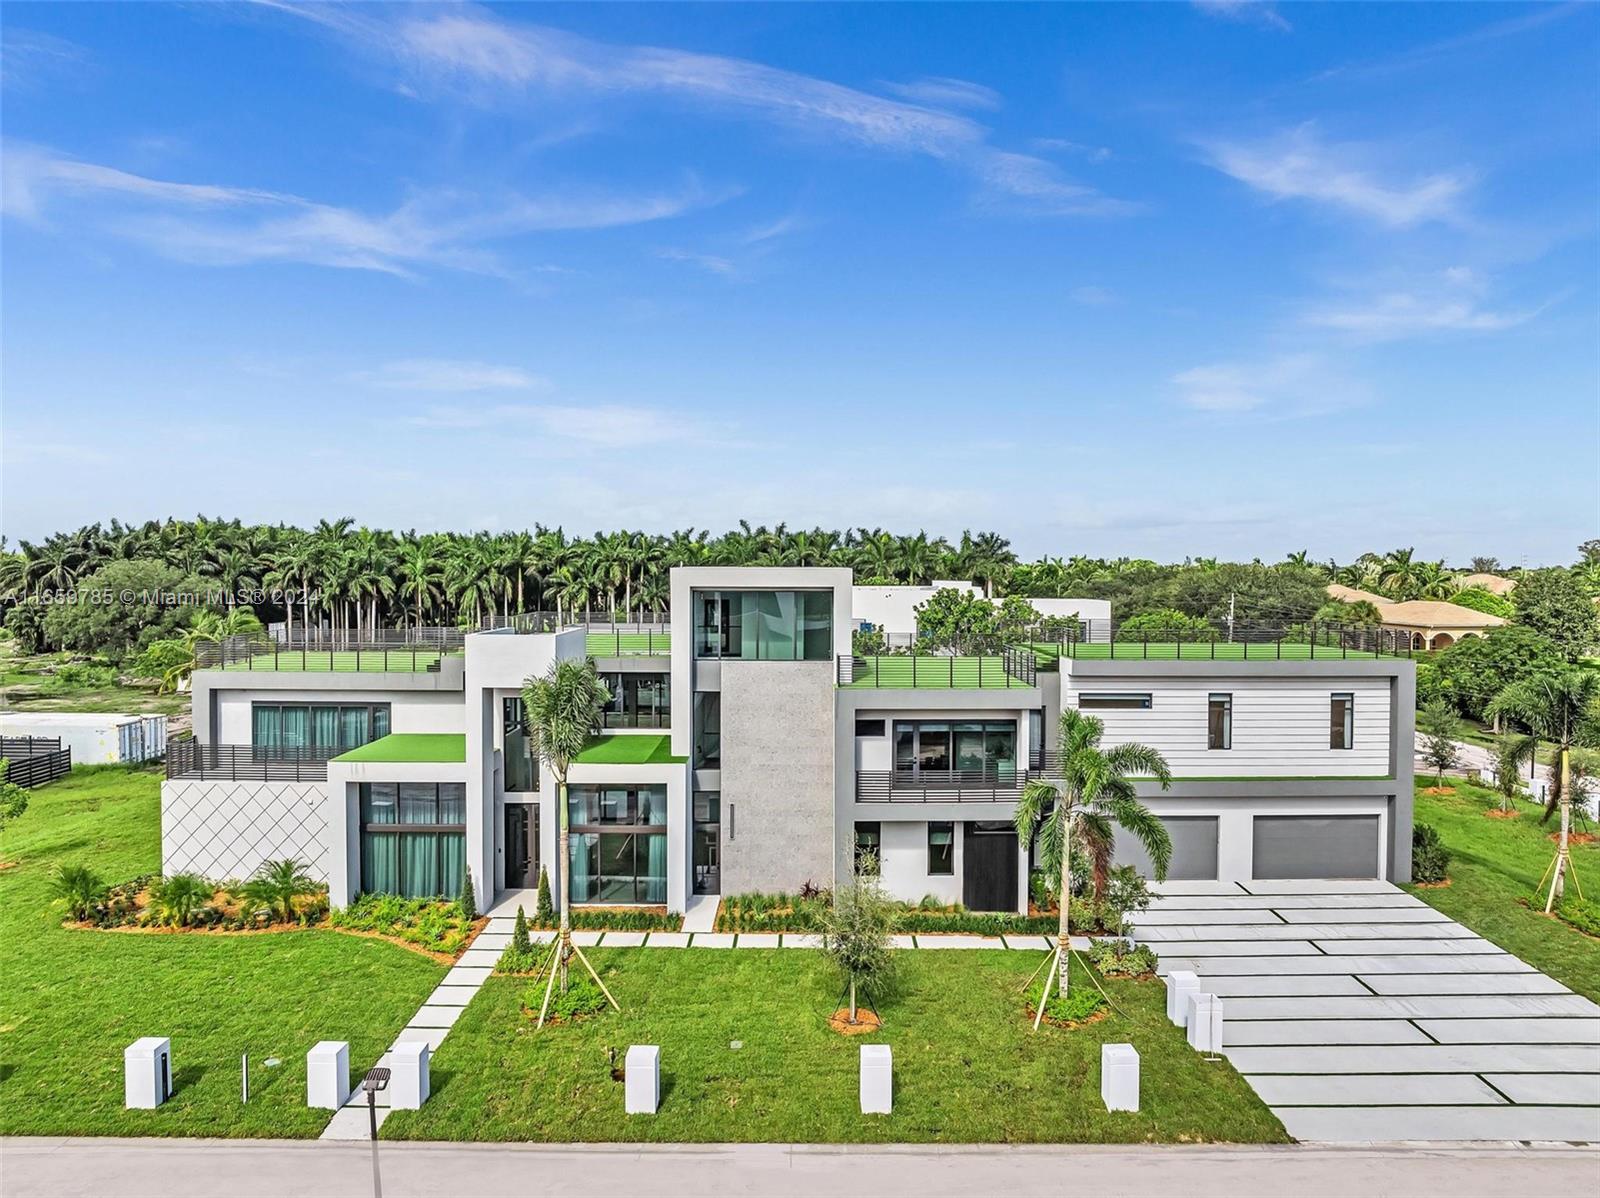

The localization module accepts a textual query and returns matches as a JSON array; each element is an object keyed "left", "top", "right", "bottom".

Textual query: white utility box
[
  {"left": 1100, "top": 1043, "right": 1140, "bottom": 1112},
  {"left": 1165, "top": 970, "right": 1199, "bottom": 1027},
  {"left": 307, "top": 1040, "right": 350, "bottom": 1110},
  {"left": 860, "top": 1044, "right": 892, "bottom": 1115},
  {"left": 389, "top": 1040, "right": 430, "bottom": 1110},
  {"left": 625, "top": 1045, "right": 660, "bottom": 1114},
  {"left": 124, "top": 1037, "right": 172, "bottom": 1109},
  {"left": 1186, "top": 992, "right": 1224, "bottom": 1053}
]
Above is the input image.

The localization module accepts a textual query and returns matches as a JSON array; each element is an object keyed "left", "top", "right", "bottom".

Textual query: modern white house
[{"left": 162, "top": 567, "right": 1416, "bottom": 915}]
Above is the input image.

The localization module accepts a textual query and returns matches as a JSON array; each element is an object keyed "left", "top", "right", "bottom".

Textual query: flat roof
[
  {"left": 573, "top": 733, "right": 684, "bottom": 765},
  {"left": 334, "top": 733, "right": 467, "bottom": 763}
]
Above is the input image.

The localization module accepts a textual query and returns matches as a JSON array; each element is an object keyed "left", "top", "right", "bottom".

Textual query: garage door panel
[
  {"left": 1253, "top": 814, "right": 1380, "bottom": 880},
  {"left": 1116, "top": 816, "right": 1218, "bottom": 881}
]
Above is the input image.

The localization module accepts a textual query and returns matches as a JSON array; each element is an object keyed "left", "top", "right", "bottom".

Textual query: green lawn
[
  {"left": 586, "top": 632, "right": 671, "bottom": 657},
  {"left": 0, "top": 766, "right": 444, "bottom": 1137},
  {"left": 335, "top": 733, "right": 467, "bottom": 763},
  {"left": 216, "top": 648, "right": 454, "bottom": 673},
  {"left": 1408, "top": 780, "right": 1600, "bottom": 1003},
  {"left": 382, "top": 949, "right": 1287, "bottom": 1144},
  {"left": 846, "top": 656, "right": 1034, "bottom": 689},
  {"left": 574, "top": 733, "right": 685, "bottom": 765}
]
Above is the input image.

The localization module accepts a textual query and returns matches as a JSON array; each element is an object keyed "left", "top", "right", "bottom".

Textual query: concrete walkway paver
[{"left": 1133, "top": 880, "right": 1600, "bottom": 1143}]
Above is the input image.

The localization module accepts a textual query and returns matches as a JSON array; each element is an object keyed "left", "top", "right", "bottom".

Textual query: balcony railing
[
  {"left": 166, "top": 738, "right": 333, "bottom": 781},
  {"left": 600, "top": 711, "right": 671, "bottom": 730},
  {"left": 837, "top": 646, "right": 1038, "bottom": 689},
  {"left": 586, "top": 629, "right": 673, "bottom": 657},
  {"left": 196, "top": 634, "right": 457, "bottom": 673},
  {"left": 1034, "top": 620, "right": 1416, "bottom": 663},
  {"left": 856, "top": 750, "right": 1063, "bottom": 803}
]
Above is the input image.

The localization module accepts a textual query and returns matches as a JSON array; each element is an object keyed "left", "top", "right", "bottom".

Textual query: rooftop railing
[
  {"left": 166, "top": 737, "right": 333, "bottom": 781},
  {"left": 196, "top": 635, "right": 457, "bottom": 673},
  {"left": 838, "top": 646, "right": 1038, "bottom": 689}
]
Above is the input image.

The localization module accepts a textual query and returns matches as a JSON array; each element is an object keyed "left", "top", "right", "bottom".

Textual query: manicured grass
[
  {"left": 216, "top": 649, "right": 454, "bottom": 673},
  {"left": 586, "top": 631, "right": 671, "bottom": 657},
  {"left": 382, "top": 948, "right": 1287, "bottom": 1144},
  {"left": 846, "top": 656, "right": 1034, "bottom": 689},
  {"left": 574, "top": 733, "right": 684, "bottom": 765},
  {"left": 335, "top": 733, "right": 466, "bottom": 763},
  {"left": 1408, "top": 780, "right": 1600, "bottom": 1003},
  {"left": 0, "top": 766, "right": 444, "bottom": 1137}
]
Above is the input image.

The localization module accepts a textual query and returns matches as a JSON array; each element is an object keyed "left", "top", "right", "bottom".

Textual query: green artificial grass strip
[
  {"left": 334, "top": 733, "right": 467, "bottom": 763},
  {"left": 217, "top": 649, "right": 455, "bottom": 673},
  {"left": 573, "top": 733, "right": 684, "bottom": 765},
  {"left": 1407, "top": 779, "right": 1600, "bottom": 1003},
  {"left": 0, "top": 766, "right": 444, "bottom": 1137},
  {"left": 1060, "top": 642, "right": 1386, "bottom": 661},
  {"left": 585, "top": 632, "right": 671, "bottom": 657},
  {"left": 845, "top": 656, "right": 1033, "bottom": 689},
  {"left": 380, "top": 948, "right": 1287, "bottom": 1144}
]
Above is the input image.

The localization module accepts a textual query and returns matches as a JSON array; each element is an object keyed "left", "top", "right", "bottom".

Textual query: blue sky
[{"left": 3, "top": 1, "right": 1595, "bottom": 564}]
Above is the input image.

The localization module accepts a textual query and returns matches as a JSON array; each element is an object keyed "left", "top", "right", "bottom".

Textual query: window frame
[
  {"left": 1078, "top": 693, "right": 1153, "bottom": 711},
  {"left": 854, "top": 821, "right": 882, "bottom": 875},
  {"left": 1207, "top": 693, "right": 1233, "bottom": 751},
  {"left": 1330, "top": 692, "right": 1355, "bottom": 750},
  {"left": 927, "top": 821, "right": 955, "bottom": 876}
]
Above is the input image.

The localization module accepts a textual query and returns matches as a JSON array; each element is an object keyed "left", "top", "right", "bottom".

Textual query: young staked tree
[
  {"left": 1418, "top": 698, "right": 1463, "bottom": 785},
  {"left": 820, "top": 853, "right": 899, "bottom": 1026},
  {"left": 1013, "top": 708, "right": 1173, "bottom": 1029},
  {"left": 521, "top": 658, "right": 615, "bottom": 1022},
  {"left": 1487, "top": 669, "right": 1600, "bottom": 912},
  {"left": 1493, "top": 734, "right": 1534, "bottom": 814}
]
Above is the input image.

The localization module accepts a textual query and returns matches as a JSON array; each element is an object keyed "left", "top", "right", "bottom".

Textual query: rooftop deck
[
  {"left": 840, "top": 650, "right": 1037, "bottom": 689},
  {"left": 334, "top": 733, "right": 466, "bottom": 764},
  {"left": 585, "top": 630, "right": 671, "bottom": 658},
  {"left": 213, "top": 647, "right": 457, "bottom": 673},
  {"left": 573, "top": 733, "right": 684, "bottom": 765}
]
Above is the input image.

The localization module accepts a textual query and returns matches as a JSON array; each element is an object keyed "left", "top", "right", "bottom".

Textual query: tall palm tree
[
  {"left": 520, "top": 659, "right": 615, "bottom": 1016},
  {"left": 1487, "top": 669, "right": 1600, "bottom": 912},
  {"left": 396, "top": 536, "right": 445, "bottom": 631},
  {"left": 1013, "top": 708, "right": 1173, "bottom": 1021},
  {"left": 1377, "top": 547, "right": 1421, "bottom": 600}
]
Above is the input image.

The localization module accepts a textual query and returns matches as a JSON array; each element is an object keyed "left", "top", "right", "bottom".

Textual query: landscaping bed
[
  {"left": 381, "top": 948, "right": 1286, "bottom": 1144},
  {"left": 0, "top": 765, "right": 443, "bottom": 1137},
  {"left": 1408, "top": 779, "right": 1600, "bottom": 1002}
]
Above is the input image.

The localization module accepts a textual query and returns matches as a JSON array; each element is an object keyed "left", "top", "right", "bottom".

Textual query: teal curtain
[
  {"left": 569, "top": 833, "right": 593, "bottom": 903},
  {"left": 399, "top": 783, "right": 435, "bottom": 824},
  {"left": 402, "top": 832, "right": 440, "bottom": 897},
  {"left": 372, "top": 706, "right": 390, "bottom": 738},
  {"left": 252, "top": 707, "right": 279, "bottom": 749},
  {"left": 439, "top": 833, "right": 465, "bottom": 898},
  {"left": 645, "top": 833, "right": 667, "bottom": 903},
  {"left": 312, "top": 706, "right": 339, "bottom": 752},
  {"left": 340, "top": 707, "right": 369, "bottom": 751},
  {"left": 280, "top": 706, "right": 309, "bottom": 750},
  {"left": 361, "top": 833, "right": 398, "bottom": 894}
]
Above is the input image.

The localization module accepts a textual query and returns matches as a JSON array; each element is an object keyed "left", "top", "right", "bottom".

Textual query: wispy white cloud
[
  {"left": 655, "top": 247, "right": 738, "bottom": 277},
  {"left": 2, "top": 142, "right": 725, "bottom": 275},
  {"left": 1, "top": 29, "right": 91, "bottom": 92},
  {"left": 352, "top": 359, "right": 546, "bottom": 391},
  {"left": 1192, "top": 0, "right": 1292, "bottom": 33},
  {"left": 878, "top": 75, "right": 1002, "bottom": 111},
  {"left": 1032, "top": 138, "right": 1112, "bottom": 164},
  {"left": 1303, "top": 268, "right": 1541, "bottom": 340},
  {"left": 1172, "top": 353, "right": 1367, "bottom": 417},
  {"left": 1203, "top": 124, "right": 1471, "bottom": 227},
  {"left": 261, "top": 3, "right": 1133, "bottom": 219}
]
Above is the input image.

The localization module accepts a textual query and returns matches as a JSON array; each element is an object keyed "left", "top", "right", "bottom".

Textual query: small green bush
[
  {"left": 1086, "top": 938, "right": 1158, "bottom": 977},
  {"left": 521, "top": 976, "right": 607, "bottom": 1021},
  {"left": 535, "top": 866, "right": 554, "bottom": 923},
  {"left": 149, "top": 873, "right": 212, "bottom": 928},
  {"left": 1038, "top": 985, "right": 1106, "bottom": 1023},
  {"left": 53, "top": 863, "right": 107, "bottom": 921},
  {"left": 328, "top": 893, "right": 476, "bottom": 954},
  {"left": 458, "top": 869, "right": 477, "bottom": 919},
  {"left": 1557, "top": 895, "right": 1600, "bottom": 937},
  {"left": 525, "top": 908, "right": 681, "bottom": 932},
  {"left": 1412, "top": 822, "right": 1451, "bottom": 884}
]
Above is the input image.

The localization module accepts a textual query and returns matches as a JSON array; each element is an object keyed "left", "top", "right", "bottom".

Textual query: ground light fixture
[{"left": 361, "top": 1067, "right": 390, "bottom": 1141}]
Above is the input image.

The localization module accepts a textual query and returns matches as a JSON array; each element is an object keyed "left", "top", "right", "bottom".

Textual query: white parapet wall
[{"left": 161, "top": 778, "right": 330, "bottom": 882}]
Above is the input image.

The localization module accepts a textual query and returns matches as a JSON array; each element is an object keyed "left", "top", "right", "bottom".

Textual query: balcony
[
  {"left": 1028, "top": 620, "right": 1416, "bottom": 665},
  {"left": 197, "top": 632, "right": 462, "bottom": 674},
  {"left": 166, "top": 738, "right": 333, "bottom": 781},
  {"left": 586, "top": 630, "right": 672, "bottom": 657},
  {"left": 600, "top": 710, "right": 671, "bottom": 730},
  {"left": 856, "top": 752, "right": 1061, "bottom": 803},
  {"left": 838, "top": 647, "right": 1037, "bottom": 689}
]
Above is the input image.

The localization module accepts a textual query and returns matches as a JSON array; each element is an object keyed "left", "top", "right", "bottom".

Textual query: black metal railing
[
  {"left": 837, "top": 648, "right": 1038, "bottom": 688},
  {"left": 2, "top": 735, "right": 63, "bottom": 758},
  {"left": 486, "top": 610, "right": 669, "bottom": 633},
  {"left": 856, "top": 749, "right": 1064, "bottom": 802},
  {"left": 195, "top": 635, "right": 458, "bottom": 673},
  {"left": 4, "top": 746, "right": 72, "bottom": 789},
  {"left": 586, "top": 629, "right": 673, "bottom": 656},
  {"left": 600, "top": 711, "right": 671, "bottom": 729},
  {"left": 273, "top": 626, "right": 466, "bottom": 650},
  {"left": 1030, "top": 620, "right": 1415, "bottom": 662},
  {"left": 166, "top": 737, "right": 334, "bottom": 781}
]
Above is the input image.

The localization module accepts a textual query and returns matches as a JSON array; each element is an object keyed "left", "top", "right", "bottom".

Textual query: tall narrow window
[
  {"left": 693, "top": 692, "right": 720, "bottom": 768},
  {"left": 502, "top": 697, "right": 538, "bottom": 791},
  {"left": 854, "top": 822, "right": 881, "bottom": 875},
  {"left": 1330, "top": 693, "right": 1354, "bottom": 750},
  {"left": 927, "top": 821, "right": 955, "bottom": 875},
  {"left": 1207, "top": 693, "right": 1232, "bottom": 750}
]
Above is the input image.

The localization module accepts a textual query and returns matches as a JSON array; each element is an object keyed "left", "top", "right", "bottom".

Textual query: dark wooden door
[
  {"left": 962, "top": 821, "right": 1018, "bottom": 912},
  {"left": 505, "top": 804, "right": 539, "bottom": 889}
]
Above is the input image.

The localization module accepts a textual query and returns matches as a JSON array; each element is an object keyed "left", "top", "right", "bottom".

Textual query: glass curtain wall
[
  {"left": 693, "top": 692, "right": 721, "bottom": 767},
  {"left": 252, "top": 703, "right": 390, "bottom": 753},
  {"left": 693, "top": 591, "right": 832, "bottom": 659},
  {"left": 567, "top": 786, "right": 668, "bottom": 904},
  {"left": 894, "top": 720, "right": 1017, "bottom": 779},
  {"left": 502, "top": 697, "right": 539, "bottom": 791},
  {"left": 359, "top": 782, "right": 466, "bottom": 897},
  {"left": 600, "top": 673, "right": 671, "bottom": 728}
]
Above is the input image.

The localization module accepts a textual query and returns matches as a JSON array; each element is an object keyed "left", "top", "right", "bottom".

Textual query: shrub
[
  {"left": 527, "top": 907, "right": 680, "bottom": 932},
  {"left": 1412, "top": 822, "right": 1450, "bottom": 884},
  {"left": 1038, "top": 985, "right": 1106, "bottom": 1023},
  {"left": 521, "top": 976, "right": 607, "bottom": 1021},
  {"left": 150, "top": 873, "right": 213, "bottom": 927},
  {"left": 1086, "top": 938, "right": 1158, "bottom": 977},
  {"left": 511, "top": 905, "right": 532, "bottom": 955},
  {"left": 53, "top": 863, "right": 107, "bottom": 921},
  {"left": 44, "top": 662, "right": 119, "bottom": 692},
  {"left": 328, "top": 893, "right": 476, "bottom": 955},
  {"left": 1558, "top": 896, "right": 1600, "bottom": 937},
  {"left": 821, "top": 873, "right": 899, "bottom": 1024},
  {"left": 458, "top": 868, "right": 478, "bottom": 919},
  {"left": 535, "top": 866, "right": 554, "bottom": 923},
  {"left": 1115, "top": 609, "right": 1212, "bottom": 642},
  {"left": 240, "top": 858, "right": 321, "bottom": 923},
  {"left": 4, "top": 599, "right": 48, "bottom": 654}
]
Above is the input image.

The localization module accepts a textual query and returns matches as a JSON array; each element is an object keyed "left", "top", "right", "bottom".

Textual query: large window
[
  {"left": 600, "top": 672, "right": 671, "bottom": 729},
  {"left": 928, "top": 821, "right": 955, "bottom": 875},
  {"left": 693, "top": 691, "right": 721, "bottom": 768},
  {"left": 854, "top": 821, "right": 881, "bottom": 875},
  {"left": 1078, "top": 693, "right": 1152, "bottom": 711},
  {"left": 1330, "top": 693, "right": 1354, "bottom": 750},
  {"left": 1208, "top": 693, "right": 1233, "bottom": 751},
  {"left": 567, "top": 786, "right": 667, "bottom": 904},
  {"left": 894, "top": 720, "right": 1016, "bottom": 776},
  {"left": 359, "top": 782, "right": 465, "bottom": 898},
  {"left": 502, "top": 697, "right": 538, "bottom": 792},
  {"left": 253, "top": 703, "right": 389, "bottom": 753},
  {"left": 693, "top": 791, "right": 720, "bottom": 896},
  {"left": 693, "top": 590, "right": 833, "bottom": 660}
]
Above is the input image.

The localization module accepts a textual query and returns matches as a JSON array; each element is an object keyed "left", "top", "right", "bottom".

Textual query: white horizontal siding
[{"left": 1061, "top": 676, "right": 1391, "bottom": 778}]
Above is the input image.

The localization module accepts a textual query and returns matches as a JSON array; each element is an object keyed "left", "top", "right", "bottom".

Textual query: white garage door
[
  {"left": 1252, "top": 814, "right": 1380, "bottom": 880},
  {"left": 1115, "top": 816, "right": 1219, "bottom": 881}
]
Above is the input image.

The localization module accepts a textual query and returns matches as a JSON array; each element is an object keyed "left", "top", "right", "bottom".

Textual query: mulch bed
[
  {"left": 828, "top": 1008, "right": 883, "bottom": 1036},
  {"left": 1024, "top": 1003, "right": 1111, "bottom": 1031}
]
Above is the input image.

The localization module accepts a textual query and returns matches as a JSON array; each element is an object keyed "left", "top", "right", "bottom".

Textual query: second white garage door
[{"left": 1252, "top": 814, "right": 1381, "bottom": 880}]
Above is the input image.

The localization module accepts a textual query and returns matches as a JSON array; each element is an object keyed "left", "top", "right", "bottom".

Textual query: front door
[
  {"left": 963, "top": 821, "right": 1018, "bottom": 912},
  {"left": 693, "top": 792, "right": 721, "bottom": 895},
  {"left": 505, "top": 803, "right": 539, "bottom": 889}
]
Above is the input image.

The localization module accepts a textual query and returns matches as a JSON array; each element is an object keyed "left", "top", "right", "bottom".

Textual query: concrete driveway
[{"left": 1129, "top": 880, "right": 1600, "bottom": 1143}]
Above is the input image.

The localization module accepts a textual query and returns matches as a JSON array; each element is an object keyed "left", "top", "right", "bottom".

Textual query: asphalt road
[{"left": 3, "top": 1138, "right": 1597, "bottom": 1198}]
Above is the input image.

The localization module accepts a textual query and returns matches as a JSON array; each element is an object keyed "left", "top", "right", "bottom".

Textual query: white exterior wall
[
  {"left": 161, "top": 778, "right": 329, "bottom": 883},
  {"left": 324, "top": 759, "right": 468, "bottom": 908},
  {"left": 876, "top": 820, "right": 963, "bottom": 906},
  {"left": 214, "top": 689, "right": 463, "bottom": 742},
  {"left": 1061, "top": 675, "right": 1392, "bottom": 778}
]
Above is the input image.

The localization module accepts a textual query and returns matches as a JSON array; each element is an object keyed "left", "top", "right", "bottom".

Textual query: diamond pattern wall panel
[{"left": 161, "top": 779, "right": 330, "bottom": 883}]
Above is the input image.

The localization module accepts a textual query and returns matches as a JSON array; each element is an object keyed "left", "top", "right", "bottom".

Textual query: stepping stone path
[{"left": 1130, "top": 879, "right": 1600, "bottom": 1144}]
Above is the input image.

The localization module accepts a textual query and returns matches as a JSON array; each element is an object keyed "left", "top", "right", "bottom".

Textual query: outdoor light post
[{"left": 361, "top": 1067, "right": 390, "bottom": 1141}]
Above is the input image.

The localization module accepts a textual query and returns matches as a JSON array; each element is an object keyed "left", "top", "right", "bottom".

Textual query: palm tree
[
  {"left": 1377, "top": 547, "right": 1421, "bottom": 600},
  {"left": 396, "top": 536, "right": 444, "bottom": 631},
  {"left": 241, "top": 858, "right": 318, "bottom": 923},
  {"left": 520, "top": 659, "right": 617, "bottom": 1020},
  {"left": 1486, "top": 669, "right": 1600, "bottom": 912},
  {"left": 1012, "top": 708, "right": 1173, "bottom": 1026}
]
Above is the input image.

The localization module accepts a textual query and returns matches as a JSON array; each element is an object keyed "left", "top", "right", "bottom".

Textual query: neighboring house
[
  {"left": 162, "top": 567, "right": 1417, "bottom": 915},
  {"left": 1456, "top": 572, "right": 1516, "bottom": 596},
  {"left": 1324, "top": 584, "right": 1505, "bottom": 651},
  {"left": 849, "top": 581, "right": 1109, "bottom": 640}
]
